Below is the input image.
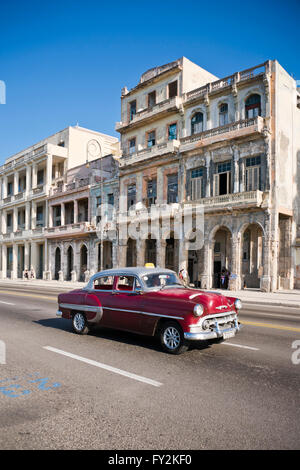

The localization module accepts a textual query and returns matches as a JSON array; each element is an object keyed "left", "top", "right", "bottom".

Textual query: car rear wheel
[
  {"left": 72, "top": 312, "right": 90, "bottom": 335},
  {"left": 159, "top": 321, "right": 188, "bottom": 355}
]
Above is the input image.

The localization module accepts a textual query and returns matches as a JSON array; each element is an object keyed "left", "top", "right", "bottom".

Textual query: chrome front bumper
[
  {"left": 184, "top": 319, "right": 241, "bottom": 341},
  {"left": 56, "top": 310, "right": 62, "bottom": 318}
]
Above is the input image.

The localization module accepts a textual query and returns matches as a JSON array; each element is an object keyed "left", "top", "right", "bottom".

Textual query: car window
[
  {"left": 116, "top": 275, "right": 135, "bottom": 292},
  {"left": 142, "top": 272, "right": 183, "bottom": 289},
  {"left": 93, "top": 276, "right": 114, "bottom": 290}
]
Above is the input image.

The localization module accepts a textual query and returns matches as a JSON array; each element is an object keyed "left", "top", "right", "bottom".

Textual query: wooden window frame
[
  {"left": 128, "top": 137, "right": 136, "bottom": 155},
  {"left": 147, "top": 91, "right": 156, "bottom": 108},
  {"left": 168, "top": 80, "right": 178, "bottom": 99},
  {"left": 128, "top": 99, "right": 137, "bottom": 122},
  {"left": 167, "top": 121, "right": 178, "bottom": 141},
  {"left": 146, "top": 129, "right": 156, "bottom": 148}
]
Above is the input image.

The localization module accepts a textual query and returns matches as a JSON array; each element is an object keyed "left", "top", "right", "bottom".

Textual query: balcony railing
[
  {"left": 116, "top": 96, "right": 182, "bottom": 131},
  {"left": 180, "top": 117, "right": 264, "bottom": 152},
  {"left": 45, "top": 221, "right": 91, "bottom": 237},
  {"left": 49, "top": 176, "right": 95, "bottom": 197},
  {"left": 184, "top": 61, "right": 269, "bottom": 103},
  {"left": 120, "top": 139, "right": 180, "bottom": 167},
  {"left": 186, "top": 190, "right": 267, "bottom": 210}
]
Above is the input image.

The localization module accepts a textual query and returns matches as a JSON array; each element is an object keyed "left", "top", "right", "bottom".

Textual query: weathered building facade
[
  {"left": 116, "top": 57, "right": 300, "bottom": 292},
  {"left": 0, "top": 126, "right": 119, "bottom": 280}
]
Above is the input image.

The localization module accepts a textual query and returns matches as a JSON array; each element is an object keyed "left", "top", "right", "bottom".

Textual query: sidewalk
[
  {"left": 0, "top": 278, "right": 300, "bottom": 308},
  {"left": 212, "top": 288, "right": 300, "bottom": 308},
  {"left": 0, "top": 278, "right": 84, "bottom": 291}
]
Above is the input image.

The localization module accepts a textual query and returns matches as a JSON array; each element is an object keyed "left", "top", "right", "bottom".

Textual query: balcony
[
  {"left": 180, "top": 117, "right": 265, "bottom": 153},
  {"left": 185, "top": 190, "right": 268, "bottom": 213},
  {"left": 45, "top": 221, "right": 92, "bottom": 238},
  {"left": 119, "top": 139, "right": 180, "bottom": 168},
  {"left": 31, "top": 184, "right": 45, "bottom": 196},
  {"left": 14, "top": 192, "right": 25, "bottom": 201},
  {"left": 116, "top": 96, "right": 182, "bottom": 132},
  {"left": 49, "top": 177, "right": 94, "bottom": 197}
]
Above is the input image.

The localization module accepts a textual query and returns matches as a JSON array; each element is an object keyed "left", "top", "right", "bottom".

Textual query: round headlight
[
  {"left": 193, "top": 304, "right": 204, "bottom": 317},
  {"left": 235, "top": 299, "right": 242, "bottom": 311}
]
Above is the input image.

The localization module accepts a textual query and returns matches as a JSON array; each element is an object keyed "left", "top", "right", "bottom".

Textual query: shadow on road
[{"left": 33, "top": 318, "right": 214, "bottom": 354}]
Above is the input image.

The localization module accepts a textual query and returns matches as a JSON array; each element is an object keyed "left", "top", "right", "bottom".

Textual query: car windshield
[{"left": 142, "top": 272, "right": 184, "bottom": 289}]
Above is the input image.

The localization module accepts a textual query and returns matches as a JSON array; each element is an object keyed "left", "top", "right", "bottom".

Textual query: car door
[{"left": 109, "top": 275, "right": 145, "bottom": 333}]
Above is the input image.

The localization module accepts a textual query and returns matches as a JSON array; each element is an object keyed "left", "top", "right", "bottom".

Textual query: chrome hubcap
[
  {"left": 74, "top": 313, "right": 85, "bottom": 331},
  {"left": 163, "top": 327, "right": 181, "bottom": 350}
]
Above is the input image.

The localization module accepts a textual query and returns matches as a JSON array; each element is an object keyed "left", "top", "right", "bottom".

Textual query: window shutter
[
  {"left": 191, "top": 177, "right": 203, "bottom": 200},
  {"left": 213, "top": 174, "right": 219, "bottom": 196}
]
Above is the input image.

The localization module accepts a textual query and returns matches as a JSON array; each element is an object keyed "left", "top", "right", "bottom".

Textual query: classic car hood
[{"left": 155, "top": 288, "right": 235, "bottom": 311}]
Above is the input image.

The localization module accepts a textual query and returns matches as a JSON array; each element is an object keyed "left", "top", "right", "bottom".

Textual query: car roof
[{"left": 91, "top": 267, "right": 176, "bottom": 279}]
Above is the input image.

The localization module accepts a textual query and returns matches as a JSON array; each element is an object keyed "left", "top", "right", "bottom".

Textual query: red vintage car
[{"left": 57, "top": 267, "right": 242, "bottom": 354}]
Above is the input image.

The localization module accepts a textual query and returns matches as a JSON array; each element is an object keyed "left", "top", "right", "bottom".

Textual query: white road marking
[
  {"left": 44, "top": 346, "right": 163, "bottom": 387},
  {"left": 0, "top": 300, "right": 15, "bottom": 305},
  {"left": 223, "top": 342, "right": 259, "bottom": 351}
]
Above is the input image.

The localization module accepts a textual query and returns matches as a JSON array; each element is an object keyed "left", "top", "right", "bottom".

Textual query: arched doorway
[
  {"left": 67, "top": 246, "right": 74, "bottom": 281},
  {"left": 145, "top": 238, "right": 156, "bottom": 266},
  {"left": 213, "top": 227, "right": 232, "bottom": 288},
  {"left": 126, "top": 238, "right": 137, "bottom": 267},
  {"left": 54, "top": 247, "right": 61, "bottom": 280},
  {"left": 80, "top": 245, "right": 88, "bottom": 281},
  {"left": 241, "top": 224, "right": 263, "bottom": 288}
]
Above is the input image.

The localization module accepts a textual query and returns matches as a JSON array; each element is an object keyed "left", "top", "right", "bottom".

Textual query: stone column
[
  {"left": 3, "top": 175, "right": 7, "bottom": 199},
  {"left": 12, "top": 244, "right": 18, "bottom": 279},
  {"left": 46, "top": 154, "right": 53, "bottom": 193},
  {"left": 74, "top": 200, "right": 78, "bottom": 224},
  {"left": 136, "top": 239, "right": 145, "bottom": 267},
  {"left": 200, "top": 240, "right": 212, "bottom": 289},
  {"left": 25, "top": 202, "right": 30, "bottom": 231},
  {"left": 2, "top": 209, "right": 7, "bottom": 235},
  {"left": 44, "top": 201, "right": 48, "bottom": 228},
  {"left": 43, "top": 239, "right": 51, "bottom": 280},
  {"left": 32, "top": 164, "right": 37, "bottom": 188},
  {"left": 112, "top": 240, "right": 118, "bottom": 268},
  {"left": 239, "top": 158, "right": 245, "bottom": 193},
  {"left": 31, "top": 241, "right": 37, "bottom": 276},
  {"left": 205, "top": 152, "right": 211, "bottom": 198},
  {"left": 260, "top": 236, "right": 271, "bottom": 292},
  {"left": 228, "top": 233, "right": 241, "bottom": 290},
  {"left": 233, "top": 146, "right": 240, "bottom": 194},
  {"left": 118, "top": 240, "right": 127, "bottom": 267},
  {"left": 156, "top": 239, "right": 166, "bottom": 268},
  {"left": 24, "top": 241, "right": 29, "bottom": 270},
  {"left": 14, "top": 172, "right": 19, "bottom": 196},
  {"left": 1, "top": 245, "right": 7, "bottom": 279},
  {"left": 49, "top": 205, "right": 53, "bottom": 228},
  {"left": 32, "top": 201, "right": 36, "bottom": 229},
  {"left": 270, "top": 239, "right": 279, "bottom": 292},
  {"left": 25, "top": 165, "right": 31, "bottom": 196},
  {"left": 13, "top": 207, "right": 18, "bottom": 233},
  {"left": 61, "top": 203, "right": 65, "bottom": 226}
]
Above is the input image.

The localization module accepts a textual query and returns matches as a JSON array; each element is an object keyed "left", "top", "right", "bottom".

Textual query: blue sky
[{"left": 0, "top": 0, "right": 299, "bottom": 164}]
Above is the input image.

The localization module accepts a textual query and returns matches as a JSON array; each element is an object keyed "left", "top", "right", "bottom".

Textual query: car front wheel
[
  {"left": 160, "top": 321, "right": 188, "bottom": 355},
  {"left": 72, "top": 312, "right": 90, "bottom": 335}
]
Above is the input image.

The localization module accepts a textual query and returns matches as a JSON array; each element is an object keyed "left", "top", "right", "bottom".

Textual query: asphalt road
[{"left": 0, "top": 282, "right": 299, "bottom": 450}]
